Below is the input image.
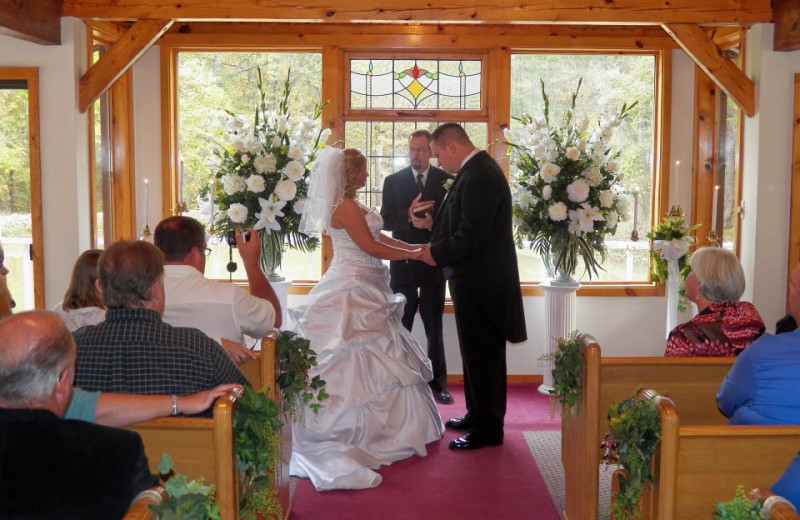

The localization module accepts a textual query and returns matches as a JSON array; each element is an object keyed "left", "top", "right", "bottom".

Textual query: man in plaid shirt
[{"left": 73, "top": 240, "right": 249, "bottom": 417}]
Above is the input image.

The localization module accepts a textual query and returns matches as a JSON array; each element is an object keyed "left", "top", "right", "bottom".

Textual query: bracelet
[{"left": 171, "top": 395, "right": 178, "bottom": 416}]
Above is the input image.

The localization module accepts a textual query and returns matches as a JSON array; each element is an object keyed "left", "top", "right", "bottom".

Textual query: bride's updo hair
[{"left": 342, "top": 148, "right": 366, "bottom": 197}]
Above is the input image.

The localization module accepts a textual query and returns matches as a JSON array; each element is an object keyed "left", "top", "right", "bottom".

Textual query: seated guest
[
  {"left": 776, "top": 313, "right": 798, "bottom": 334},
  {"left": 73, "top": 240, "right": 249, "bottom": 416},
  {"left": 53, "top": 249, "right": 107, "bottom": 331},
  {"left": 772, "top": 451, "right": 800, "bottom": 510},
  {"left": 154, "top": 216, "right": 281, "bottom": 365},
  {"left": 717, "top": 264, "right": 800, "bottom": 425},
  {"left": 0, "top": 311, "right": 158, "bottom": 518},
  {"left": 665, "top": 247, "right": 765, "bottom": 357},
  {"left": 65, "top": 384, "right": 241, "bottom": 426}
]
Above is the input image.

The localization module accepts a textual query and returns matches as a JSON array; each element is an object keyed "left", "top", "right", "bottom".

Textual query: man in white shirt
[{"left": 154, "top": 216, "right": 281, "bottom": 365}]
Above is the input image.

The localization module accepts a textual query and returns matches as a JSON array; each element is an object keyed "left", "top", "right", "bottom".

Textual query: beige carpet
[{"left": 523, "top": 430, "right": 616, "bottom": 520}]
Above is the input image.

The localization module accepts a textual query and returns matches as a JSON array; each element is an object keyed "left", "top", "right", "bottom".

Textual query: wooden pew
[
  {"left": 122, "top": 486, "right": 166, "bottom": 520},
  {"left": 561, "top": 336, "right": 735, "bottom": 520},
  {"left": 750, "top": 489, "right": 800, "bottom": 520},
  {"left": 128, "top": 331, "right": 291, "bottom": 520},
  {"left": 637, "top": 388, "right": 800, "bottom": 519}
]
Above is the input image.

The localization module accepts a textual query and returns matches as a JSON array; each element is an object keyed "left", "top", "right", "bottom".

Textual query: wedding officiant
[{"left": 381, "top": 129, "right": 454, "bottom": 405}]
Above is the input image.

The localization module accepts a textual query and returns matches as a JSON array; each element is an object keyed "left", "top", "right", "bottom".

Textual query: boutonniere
[{"left": 442, "top": 178, "right": 455, "bottom": 192}]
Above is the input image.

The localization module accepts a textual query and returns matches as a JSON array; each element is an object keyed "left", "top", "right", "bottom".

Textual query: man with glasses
[
  {"left": 381, "top": 129, "right": 455, "bottom": 404},
  {"left": 154, "top": 216, "right": 281, "bottom": 365}
]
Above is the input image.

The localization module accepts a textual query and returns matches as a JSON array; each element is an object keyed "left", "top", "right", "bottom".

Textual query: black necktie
[{"left": 416, "top": 173, "right": 424, "bottom": 194}]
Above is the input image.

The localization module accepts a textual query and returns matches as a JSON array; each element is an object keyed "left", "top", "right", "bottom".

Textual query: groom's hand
[{"left": 419, "top": 244, "right": 437, "bottom": 266}]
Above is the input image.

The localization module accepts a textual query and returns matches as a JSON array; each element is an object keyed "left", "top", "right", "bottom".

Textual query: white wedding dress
[{"left": 289, "top": 207, "right": 445, "bottom": 491}]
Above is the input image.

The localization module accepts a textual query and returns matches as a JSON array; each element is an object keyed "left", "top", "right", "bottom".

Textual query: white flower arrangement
[
  {"left": 504, "top": 78, "right": 637, "bottom": 279},
  {"left": 210, "top": 69, "right": 330, "bottom": 271}
]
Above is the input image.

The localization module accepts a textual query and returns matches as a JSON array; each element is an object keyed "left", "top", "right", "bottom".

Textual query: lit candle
[
  {"left": 143, "top": 179, "right": 149, "bottom": 225},
  {"left": 673, "top": 160, "right": 680, "bottom": 206},
  {"left": 632, "top": 187, "right": 639, "bottom": 232},
  {"left": 179, "top": 160, "right": 185, "bottom": 204},
  {"left": 712, "top": 185, "right": 720, "bottom": 232}
]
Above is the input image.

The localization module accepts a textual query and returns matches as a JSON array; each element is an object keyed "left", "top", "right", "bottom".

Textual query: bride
[{"left": 289, "top": 147, "right": 445, "bottom": 491}]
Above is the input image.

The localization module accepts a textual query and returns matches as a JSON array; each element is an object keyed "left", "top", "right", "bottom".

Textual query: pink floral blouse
[{"left": 665, "top": 301, "right": 765, "bottom": 357}]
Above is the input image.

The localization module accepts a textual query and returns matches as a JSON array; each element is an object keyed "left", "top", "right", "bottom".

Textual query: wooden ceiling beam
[
  {"left": 663, "top": 23, "right": 755, "bottom": 117},
  {"left": 774, "top": 0, "right": 800, "bottom": 52},
  {"left": 0, "top": 0, "right": 61, "bottom": 45},
  {"left": 62, "top": 0, "right": 772, "bottom": 25},
  {"left": 79, "top": 19, "right": 174, "bottom": 112}
]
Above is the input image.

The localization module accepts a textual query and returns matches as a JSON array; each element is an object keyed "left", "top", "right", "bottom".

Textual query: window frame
[{"left": 159, "top": 24, "right": 674, "bottom": 297}]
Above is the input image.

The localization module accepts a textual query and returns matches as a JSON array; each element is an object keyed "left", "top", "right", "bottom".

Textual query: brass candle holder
[
  {"left": 140, "top": 224, "right": 151, "bottom": 239},
  {"left": 707, "top": 229, "right": 721, "bottom": 246},
  {"left": 174, "top": 201, "right": 188, "bottom": 215},
  {"left": 667, "top": 205, "right": 684, "bottom": 218}
]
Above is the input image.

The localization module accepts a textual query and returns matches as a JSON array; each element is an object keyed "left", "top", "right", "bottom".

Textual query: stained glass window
[{"left": 350, "top": 59, "right": 482, "bottom": 110}]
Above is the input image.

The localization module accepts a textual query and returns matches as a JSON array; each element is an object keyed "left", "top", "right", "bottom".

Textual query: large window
[
  {"left": 510, "top": 53, "right": 657, "bottom": 282},
  {"left": 0, "top": 68, "right": 44, "bottom": 310},
  {"left": 176, "top": 51, "right": 323, "bottom": 280}
]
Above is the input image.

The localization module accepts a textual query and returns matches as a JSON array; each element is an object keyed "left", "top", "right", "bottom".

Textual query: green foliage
[
  {"left": 539, "top": 330, "right": 583, "bottom": 419},
  {"left": 645, "top": 213, "right": 700, "bottom": 311},
  {"left": 150, "top": 453, "right": 221, "bottom": 520},
  {"left": 713, "top": 485, "right": 765, "bottom": 520},
  {"left": 276, "top": 330, "right": 329, "bottom": 424},
  {"left": 506, "top": 78, "right": 637, "bottom": 280},
  {"left": 234, "top": 386, "right": 283, "bottom": 520},
  {"left": 603, "top": 393, "right": 662, "bottom": 519}
]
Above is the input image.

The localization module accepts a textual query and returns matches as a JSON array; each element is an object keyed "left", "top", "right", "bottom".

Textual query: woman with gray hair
[{"left": 665, "top": 246, "right": 765, "bottom": 356}]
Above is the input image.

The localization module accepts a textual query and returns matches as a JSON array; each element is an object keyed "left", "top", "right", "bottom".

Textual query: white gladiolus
[
  {"left": 578, "top": 118, "right": 590, "bottom": 134},
  {"left": 274, "top": 179, "right": 297, "bottom": 201},
  {"left": 246, "top": 175, "right": 266, "bottom": 193},
  {"left": 272, "top": 136, "right": 283, "bottom": 148},
  {"left": 227, "top": 203, "right": 249, "bottom": 223},
  {"left": 542, "top": 185, "right": 552, "bottom": 200}
]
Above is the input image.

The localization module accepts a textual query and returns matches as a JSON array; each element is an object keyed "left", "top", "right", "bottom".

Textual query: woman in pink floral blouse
[{"left": 665, "top": 247, "right": 765, "bottom": 357}]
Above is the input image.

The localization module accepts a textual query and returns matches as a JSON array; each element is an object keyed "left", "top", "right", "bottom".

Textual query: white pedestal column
[{"left": 538, "top": 280, "right": 580, "bottom": 395}]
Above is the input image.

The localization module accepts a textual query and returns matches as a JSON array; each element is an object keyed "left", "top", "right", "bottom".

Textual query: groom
[{"left": 420, "top": 123, "right": 527, "bottom": 451}]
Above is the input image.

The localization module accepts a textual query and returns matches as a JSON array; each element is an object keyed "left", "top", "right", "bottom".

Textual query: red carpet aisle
[{"left": 290, "top": 383, "right": 561, "bottom": 520}]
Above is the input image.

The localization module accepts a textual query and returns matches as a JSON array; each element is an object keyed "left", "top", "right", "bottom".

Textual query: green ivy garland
[
  {"left": 276, "top": 330, "right": 329, "bottom": 425},
  {"left": 602, "top": 392, "right": 662, "bottom": 519},
  {"left": 539, "top": 330, "right": 583, "bottom": 420},
  {"left": 713, "top": 485, "right": 765, "bottom": 520},
  {"left": 150, "top": 453, "right": 222, "bottom": 520}
]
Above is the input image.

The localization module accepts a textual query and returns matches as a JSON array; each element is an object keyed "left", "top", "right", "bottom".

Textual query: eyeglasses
[{"left": 201, "top": 246, "right": 212, "bottom": 256}]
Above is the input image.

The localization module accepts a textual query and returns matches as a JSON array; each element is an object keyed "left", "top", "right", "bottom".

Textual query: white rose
[
  {"left": 272, "top": 135, "right": 283, "bottom": 149},
  {"left": 565, "top": 147, "right": 580, "bottom": 161},
  {"left": 227, "top": 203, "right": 249, "bottom": 223},
  {"left": 287, "top": 144, "right": 304, "bottom": 160},
  {"left": 566, "top": 178, "right": 590, "bottom": 203},
  {"left": 246, "top": 175, "right": 266, "bottom": 193},
  {"left": 254, "top": 154, "right": 277, "bottom": 174},
  {"left": 599, "top": 190, "right": 615, "bottom": 208},
  {"left": 617, "top": 198, "right": 631, "bottom": 216},
  {"left": 584, "top": 167, "right": 604, "bottom": 187},
  {"left": 294, "top": 198, "right": 307, "bottom": 214},
  {"left": 284, "top": 160, "right": 305, "bottom": 181},
  {"left": 606, "top": 210, "right": 619, "bottom": 229},
  {"left": 540, "top": 162, "right": 561, "bottom": 183},
  {"left": 222, "top": 174, "right": 246, "bottom": 195},
  {"left": 231, "top": 137, "right": 248, "bottom": 153},
  {"left": 240, "top": 153, "right": 251, "bottom": 164},
  {"left": 607, "top": 161, "right": 620, "bottom": 173},
  {"left": 542, "top": 185, "right": 552, "bottom": 200},
  {"left": 548, "top": 202, "right": 568, "bottom": 221},
  {"left": 274, "top": 179, "right": 297, "bottom": 201}
]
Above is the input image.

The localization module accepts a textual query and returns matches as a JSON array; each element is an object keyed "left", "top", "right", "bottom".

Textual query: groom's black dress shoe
[
  {"left": 433, "top": 390, "right": 454, "bottom": 404},
  {"left": 445, "top": 417, "right": 474, "bottom": 430},
  {"left": 449, "top": 433, "right": 503, "bottom": 451}
]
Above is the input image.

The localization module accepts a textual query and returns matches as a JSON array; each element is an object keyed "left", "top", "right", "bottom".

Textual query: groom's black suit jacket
[
  {"left": 430, "top": 151, "right": 526, "bottom": 344},
  {"left": 381, "top": 165, "right": 453, "bottom": 285}
]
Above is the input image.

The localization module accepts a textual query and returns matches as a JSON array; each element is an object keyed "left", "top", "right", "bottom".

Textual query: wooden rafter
[
  {"left": 774, "top": 0, "right": 800, "bottom": 52},
  {"left": 663, "top": 23, "right": 755, "bottom": 117},
  {"left": 79, "top": 19, "right": 174, "bottom": 112},
  {"left": 0, "top": 0, "right": 61, "bottom": 45},
  {"left": 62, "top": 0, "right": 772, "bottom": 25}
]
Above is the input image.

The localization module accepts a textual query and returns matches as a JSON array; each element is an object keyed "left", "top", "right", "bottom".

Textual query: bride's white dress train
[{"left": 289, "top": 208, "right": 445, "bottom": 491}]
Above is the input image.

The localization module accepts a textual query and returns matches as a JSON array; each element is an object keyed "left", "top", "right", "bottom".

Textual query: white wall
[{"left": 1, "top": 19, "right": 796, "bottom": 375}]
